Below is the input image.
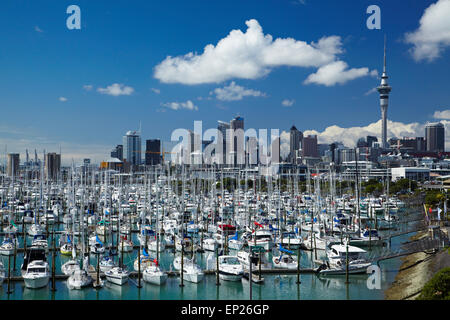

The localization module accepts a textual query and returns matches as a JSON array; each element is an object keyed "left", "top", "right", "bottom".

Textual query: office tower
[
  {"left": 357, "top": 137, "right": 368, "bottom": 148},
  {"left": 399, "top": 137, "right": 426, "bottom": 152},
  {"left": 7, "top": 153, "right": 20, "bottom": 177},
  {"left": 246, "top": 136, "right": 259, "bottom": 165},
  {"left": 145, "top": 139, "right": 161, "bottom": 165},
  {"left": 289, "top": 125, "right": 303, "bottom": 163},
  {"left": 111, "top": 145, "right": 123, "bottom": 161},
  {"left": 302, "top": 135, "right": 319, "bottom": 157},
  {"left": 377, "top": 39, "right": 392, "bottom": 149},
  {"left": 217, "top": 121, "right": 230, "bottom": 164},
  {"left": 271, "top": 137, "right": 280, "bottom": 164},
  {"left": 339, "top": 148, "right": 356, "bottom": 163},
  {"left": 123, "top": 131, "right": 141, "bottom": 165},
  {"left": 45, "top": 152, "right": 61, "bottom": 180},
  {"left": 366, "top": 136, "right": 378, "bottom": 148},
  {"left": 230, "top": 116, "right": 244, "bottom": 165},
  {"left": 425, "top": 122, "right": 445, "bottom": 152}
]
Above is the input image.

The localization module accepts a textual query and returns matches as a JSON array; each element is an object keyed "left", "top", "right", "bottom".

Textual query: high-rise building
[
  {"left": 145, "top": 139, "right": 161, "bottom": 165},
  {"left": 367, "top": 136, "right": 378, "bottom": 148},
  {"left": 302, "top": 135, "right": 318, "bottom": 157},
  {"left": 111, "top": 145, "right": 123, "bottom": 161},
  {"left": 230, "top": 116, "right": 244, "bottom": 166},
  {"left": 289, "top": 125, "right": 303, "bottom": 163},
  {"left": 7, "top": 153, "right": 20, "bottom": 177},
  {"left": 123, "top": 131, "right": 141, "bottom": 166},
  {"left": 217, "top": 121, "right": 230, "bottom": 165},
  {"left": 377, "top": 39, "right": 392, "bottom": 149},
  {"left": 246, "top": 136, "right": 259, "bottom": 165},
  {"left": 425, "top": 122, "right": 445, "bottom": 152},
  {"left": 45, "top": 152, "right": 61, "bottom": 180}
]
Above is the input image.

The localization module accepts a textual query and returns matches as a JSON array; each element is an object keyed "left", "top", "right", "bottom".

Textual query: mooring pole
[
  {"left": 249, "top": 252, "right": 253, "bottom": 300},
  {"left": 345, "top": 236, "right": 349, "bottom": 284},
  {"left": 296, "top": 246, "right": 301, "bottom": 285},
  {"left": 52, "top": 230, "right": 56, "bottom": 291},
  {"left": 215, "top": 246, "right": 220, "bottom": 286},
  {"left": 180, "top": 240, "right": 185, "bottom": 287},
  {"left": 7, "top": 254, "right": 12, "bottom": 294}
]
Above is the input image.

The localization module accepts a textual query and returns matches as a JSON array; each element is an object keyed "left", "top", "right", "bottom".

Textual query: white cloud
[
  {"left": 304, "top": 61, "right": 377, "bottom": 86},
  {"left": 211, "top": 81, "right": 266, "bottom": 101},
  {"left": 97, "top": 83, "right": 134, "bottom": 96},
  {"left": 151, "top": 88, "right": 161, "bottom": 94},
  {"left": 433, "top": 109, "right": 450, "bottom": 119},
  {"left": 405, "top": 0, "right": 450, "bottom": 62},
  {"left": 34, "top": 26, "right": 43, "bottom": 33},
  {"left": 59, "top": 97, "right": 68, "bottom": 102},
  {"left": 161, "top": 100, "right": 198, "bottom": 111},
  {"left": 364, "top": 87, "right": 378, "bottom": 96},
  {"left": 83, "top": 85, "right": 93, "bottom": 91},
  {"left": 282, "top": 99, "right": 295, "bottom": 107},
  {"left": 154, "top": 19, "right": 351, "bottom": 85}
]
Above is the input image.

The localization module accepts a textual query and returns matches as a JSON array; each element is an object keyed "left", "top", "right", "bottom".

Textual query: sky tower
[{"left": 377, "top": 37, "right": 392, "bottom": 149}]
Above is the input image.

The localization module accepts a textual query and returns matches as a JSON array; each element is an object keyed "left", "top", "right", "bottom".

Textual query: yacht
[
  {"left": 23, "top": 260, "right": 50, "bottom": 289},
  {"left": 31, "top": 234, "right": 49, "bottom": 253},
  {"left": 99, "top": 255, "right": 117, "bottom": 273},
  {"left": 218, "top": 255, "right": 244, "bottom": 281},
  {"left": 319, "top": 244, "right": 372, "bottom": 275},
  {"left": 143, "top": 262, "right": 168, "bottom": 286},
  {"left": 118, "top": 236, "right": 134, "bottom": 253},
  {"left": 247, "top": 229, "right": 273, "bottom": 251},
  {"left": 202, "top": 238, "right": 217, "bottom": 252},
  {"left": 67, "top": 269, "right": 93, "bottom": 289},
  {"left": 0, "top": 237, "right": 15, "bottom": 256},
  {"left": 105, "top": 266, "right": 129, "bottom": 286},
  {"left": 61, "top": 259, "right": 81, "bottom": 275},
  {"left": 173, "top": 256, "right": 204, "bottom": 283},
  {"left": 21, "top": 248, "right": 47, "bottom": 276}
]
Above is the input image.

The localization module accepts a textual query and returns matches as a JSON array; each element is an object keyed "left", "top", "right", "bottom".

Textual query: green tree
[{"left": 417, "top": 267, "right": 450, "bottom": 300}]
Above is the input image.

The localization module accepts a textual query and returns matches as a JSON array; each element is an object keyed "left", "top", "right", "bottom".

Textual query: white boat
[
  {"left": 143, "top": 264, "right": 167, "bottom": 286},
  {"left": 0, "top": 262, "right": 5, "bottom": 285},
  {"left": 90, "top": 242, "right": 105, "bottom": 254},
  {"left": 173, "top": 256, "right": 204, "bottom": 283},
  {"left": 118, "top": 238, "right": 134, "bottom": 253},
  {"left": 247, "top": 229, "right": 273, "bottom": 251},
  {"left": 61, "top": 260, "right": 80, "bottom": 275},
  {"left": 100, "top": 256, "right": 117, "bottom": 273},
  {"left": 202, "top": 238, "right": 217, "bottom": 252},
  {"left": 31, "top": 235, "right": 49, "bottom": 253},
  {"left": 218, "top": 256, "right": 244, "bottom": 281},
  {"left": 319, "top": 244, "right": 372, "bottom": 275},
  {"left": 28, "top": 223, "right": 43, "bottom": 236},
  {"left": 272, "top": 254, "right": 298, "bottom": 269},
  {"left": 133, "top": 253, "right": 155, "bottom": 271},
  {"left": 67, "top": 269, "right": 93, "bottom": 289},
  {"left": 105, "top": 267, "right": 129, "bottom": 286},
  {"left": 23, "top": 260, "right": 50, "bottom": 289},
  {"left": 0, "top": 238, "right": 15, "bottom": 256}
]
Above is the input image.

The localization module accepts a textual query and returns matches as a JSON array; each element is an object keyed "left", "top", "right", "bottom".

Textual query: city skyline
[{"left": 1, "top": 0, "right": 450, "bottom": 165}]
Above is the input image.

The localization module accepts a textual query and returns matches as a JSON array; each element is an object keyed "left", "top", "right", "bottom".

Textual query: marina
[{"left": 0, "top": 165, "right": 433, "bottom": 300}]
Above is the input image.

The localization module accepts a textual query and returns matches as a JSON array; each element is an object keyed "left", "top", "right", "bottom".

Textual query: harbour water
[{"left": 1, "top": 209, "right": 419, "bottom": 300}]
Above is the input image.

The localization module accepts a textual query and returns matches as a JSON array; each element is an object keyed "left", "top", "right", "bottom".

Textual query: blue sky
[{"left": 1, "top": 0, "right": 449, "bottom": 163}]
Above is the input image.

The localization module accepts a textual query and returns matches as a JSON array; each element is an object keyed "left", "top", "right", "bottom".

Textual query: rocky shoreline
[{"left": 384, "top": 227, "right": 450, "bottom": 300}]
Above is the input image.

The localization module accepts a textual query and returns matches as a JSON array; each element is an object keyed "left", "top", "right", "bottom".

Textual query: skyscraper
[
  {"left": 145, "top": 139, "right": 161, "bottom": 165},
  {"left": 123, "top": 131, "right": 141, "bottom": 166},
  {"left": 45, "top": 152, "right": 61, "bottom": 181},
  {"left": 217, "top": 120, "right": 230, "bottom": 165},
  {"left": 230, "top": 116, "right": 244, "bottom": 166},
  {"left": 289, "top": 125, "right": 303, "bottom": 163},
  {"left": 110, "top": 144, "right": 123, "bottom": 161},
  {"left": 377, "top": 39, "right": 392, "bottom": 149},
  {"left": 7, "top": 153, "right": 20, "bottom": 177},
  {"left": 302, "top": 135, "right": 318, "bottom": 157},
  {"left": 425, "top": 122, "right": 445, "bottom": 152}
]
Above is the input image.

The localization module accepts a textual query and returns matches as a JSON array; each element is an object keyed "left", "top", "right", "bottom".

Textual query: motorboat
[
  {"left": 0, "top": 237, "right": 16, "bottom": 256},
  {"left": 61, "top": 259, "right": 81, "bottom": 275},
  {"left": 247, "top": 229, "right": 273, "bottom": 251},
  {"left": 319, "top": 244, "right": 372, "bottom": 275},
  {"left": 105, "top": 266, "right": 129, "bottom": 286},
  {"left": 21, "top": 247, "right": 47, "bottom": 276},
  {"left": 218, "top": 255, "right": 244, "bottom": 281},
  {"left": 28, "top": 223, "right": 43, "bottom": 237},
  {"left": 202, "top": 238, "right": 217, "bottom": 252},
  {"left": 23, "top": 260, "right": 50, "bottom": 289},
  {"left": 31, "top": 234, "right": 49, "bottom": 253}
]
